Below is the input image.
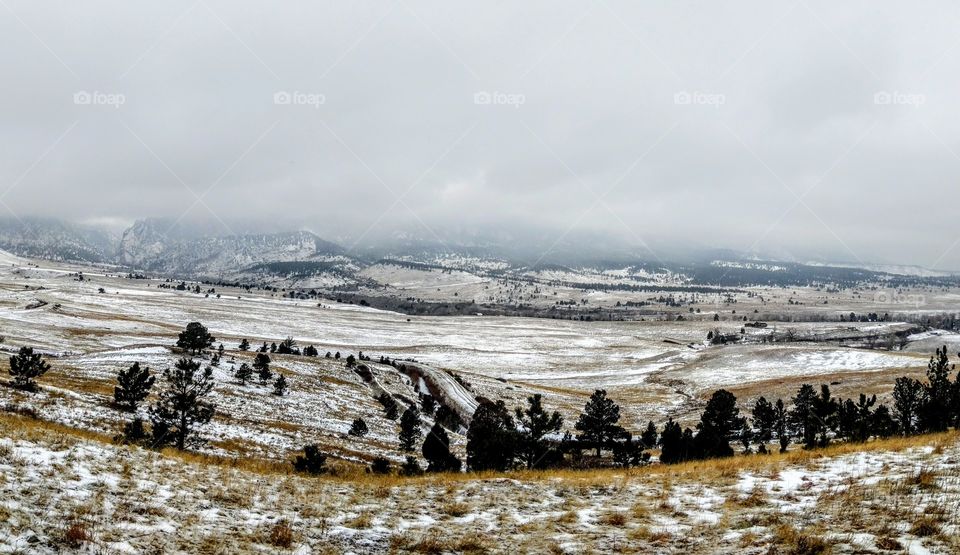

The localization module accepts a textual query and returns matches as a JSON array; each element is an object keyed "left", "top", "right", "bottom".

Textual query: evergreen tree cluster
[{"left": 458, "top": 346, "right": 960, "bottom": 471}]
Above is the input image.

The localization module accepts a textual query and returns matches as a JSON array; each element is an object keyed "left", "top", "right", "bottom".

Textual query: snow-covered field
[
  {"left": 0, "top": 251, "right": 959, "bottom": 552},
  {"left": 0, "top": 250, "right": 941, "bottom": 461},
  {"left": 1, "top": 414, "right": 958, "bottom": 554}
]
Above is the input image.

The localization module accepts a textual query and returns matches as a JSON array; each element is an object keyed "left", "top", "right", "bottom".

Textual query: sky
[{"left": 2, "top": 1, "right": 960, "bottom": 268}]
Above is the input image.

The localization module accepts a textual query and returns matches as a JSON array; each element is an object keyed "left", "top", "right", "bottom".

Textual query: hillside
[
  {"left": 0, "top": 250, "right": 959, "bottom": 553},
  {"left": 1, "top": 413, "right": 957, "bottom": 553}
]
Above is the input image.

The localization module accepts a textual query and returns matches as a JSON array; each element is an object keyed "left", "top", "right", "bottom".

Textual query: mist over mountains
[{"left": 0, "top": 217, "right": 952, "bottom": 289}]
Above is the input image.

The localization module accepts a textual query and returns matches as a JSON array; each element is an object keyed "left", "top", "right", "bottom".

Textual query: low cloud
[{"left": 2, "top": 1, "right": 959, "bottom": 268}]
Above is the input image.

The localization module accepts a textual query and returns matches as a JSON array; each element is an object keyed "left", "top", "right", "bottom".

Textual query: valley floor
[{"left": 2, "top": 413, "right": 958, "bottom": 554}]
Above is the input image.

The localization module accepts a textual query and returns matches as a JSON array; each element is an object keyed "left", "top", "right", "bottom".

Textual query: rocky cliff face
[
  {"left": 117, "top": 219, "right": 347, "bottom": 279},
  {"left": 0, "top": 218, "right": 115, "bottom": 263},
  {"left": 118, "top": 218, "right": 168, "bottom": 266}
]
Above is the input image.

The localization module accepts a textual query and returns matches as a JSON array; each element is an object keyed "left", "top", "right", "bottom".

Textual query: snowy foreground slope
[{"left": 1, "top": 416, "right": 958, "bottom": 554}]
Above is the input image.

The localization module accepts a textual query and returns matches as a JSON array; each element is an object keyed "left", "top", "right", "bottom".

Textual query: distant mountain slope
[
  {"left": 3, "top": 217, "right": 959, "bottom": 290},
  {"left": 119, "top": 219, "right": 346, "bottom": 279},
  {"left": 0, "top": 218, "right": 115, "bottom": 263}
]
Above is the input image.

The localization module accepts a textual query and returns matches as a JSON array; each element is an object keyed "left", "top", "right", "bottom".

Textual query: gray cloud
[{"left": 2, "top": 1, "right": 960, "bottom": 267}]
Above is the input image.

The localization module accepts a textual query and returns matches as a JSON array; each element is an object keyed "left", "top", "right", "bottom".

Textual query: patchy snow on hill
[{"left": 1, "top": 417, "right": 957, "bottom": 554}]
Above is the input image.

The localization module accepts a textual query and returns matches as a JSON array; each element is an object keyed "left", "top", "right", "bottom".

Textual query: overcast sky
[{"left": 2, "top": 1, "right": 960, "bottom": 268}]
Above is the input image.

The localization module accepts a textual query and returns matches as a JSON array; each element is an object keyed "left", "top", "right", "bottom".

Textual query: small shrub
[
  {"left": 293, "top": 445, "right": 327, "bottom": 475},
  {"left": 875, "top": 537, "right": 901, "bottom": 551},
  {"left": 909, "top": 516, "right": 940, "bottom": 537},
  {"left": 733, "top": 489, "right": 767, "bottom": 508},
  {"left": 347, "top": 512, "right": 373, "bottom": 529},
  {"left": 349, "top": 418, "right": 369, "bottom": 438},
  {"left": 369, "top": 456, "right": 391, "bottom": 474},
  {"left": 441, "top": 502, "right": 469, "bottom": 518},
  {"left": 116, "top": 417, "right": 148, "bottom": 445},
  {"left": 273, "top": 374, "right": 288, "bottom": 396},
  {"left": 59, "top": 521, "right": 91, "bottom": 548},
  {"left": 599, "top": 511, "right": 627, "bottom": 526},
  {"left": 400, "top": 455, "right": 422, "bottom": 476},
  {"left": 909, "top": 468, "right": 938, "bottom": 491},
  {"left": 268, "top": 519, "right": 293, "bottom": 548},
  {"left": 773, "top": 525, "right": 831, "bottom": 555}
]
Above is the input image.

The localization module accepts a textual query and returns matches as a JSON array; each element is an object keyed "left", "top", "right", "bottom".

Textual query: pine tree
[
  {"left": 851, "top": 393, "right": 877, "bottom": 442},
  {"left": 421, "top": 395, "right": 436, "bottom": 416},
  {"left": 273, "top": 374, "right": 288, "bottom": 396},
  {"left": 515, "top": 394, "right": 563, "bottom": 469},
  {"left": 235, "top": 363, "right": 253, "bottom": 385},
  {"left": 400, "top": 456, "right": 422, "bottom": 476},
  {"left": 466, "top": 400, "right": 517, "bottom": 471},
  {"left": 738, "top": 421, "right": 753, "bottom": 454},
  {"left": 8, "top": 346, "right": 50, "bottom": 392},
  {"left": 836, "top": 398, "right": 857, "bottom": 441},
  {"left": 348, "top": 417, "right": 369, "bottom": 437},
  {"left": 277, "top": 337, "right": 297, "bottom": 355},
  {"left": 893, "top": 376, "right": 923, "bottom": 435},
  {"left": 871, "top": 404, "right": 897, "bottom": 438},
  {"left": 812, "top": 385, "right": 838, "bottom": 447},
  {"left": 920, "top": 346, "right": 954, "bottom": 432},
  {"left": 378, "top": 392, "right": 400, "bottom": 419},
  {"left": 614, "top": 431, "right": 650, "bottom": 468},
  {"left": 253, "top": 353, "right": 272, "bottom": 384},
  {"left": 641, "top": 421, "right": 658, "bottom": 450},
  {"left": 176, "top": 322, "right": 215, "bottom": 355},
  {"left": 434, "top": 404, "right": 461, "bottom": 431},
  {"left": 385, "top": 402, "right": 399, "bottom": 420},
  {"left": 238, "top": 338, "right": 250, "bottom": 351},
  {"left": 694, "top": 389, "right": 744, "bottom": 459},
  {"left": 119, "top": 417, "right": 148, "bottom": 445},
  {"left": 774, "top": 398, "right": 790, "bottom": 453},
  {"left": 369, "top": 456, "right": 391, "bottom": 474},
  {"left": 574, "top": 389, "right": 625, "bottom": 457},
  {"left": 789, "top": 384, "right": 819, "bottom": 449},
  {"left": 114, "top": 361, "right": 155, "bottom": 411},
  {"left": 422, "top": 422, "right": 461, "bottom": 472},
  {"left": 659, "top": 419, "right": 688, "bottom": 464},
  {"left": 399, "top": 406, "right": 422, "bottom": 452},
  {"left": 217, "top": 344, "right": 224, "bottom": 357},
  {"left": 293, "top": 445, "right": 327, "bottom": 474},
  {"left": 149, "top": 358, "right": 216, "bottom": 450},
  {"left": 752, "top": 396, "right": 776, "bottom": 453}
]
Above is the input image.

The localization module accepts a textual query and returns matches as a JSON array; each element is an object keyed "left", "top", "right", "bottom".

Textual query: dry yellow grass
[{"left": 2, "top": 404, "right": 959, "bottom": 554}]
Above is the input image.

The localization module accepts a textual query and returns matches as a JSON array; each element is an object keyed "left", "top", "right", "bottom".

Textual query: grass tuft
[{"left": 268, "top": 519, "right": 294, "bottom": 548}]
